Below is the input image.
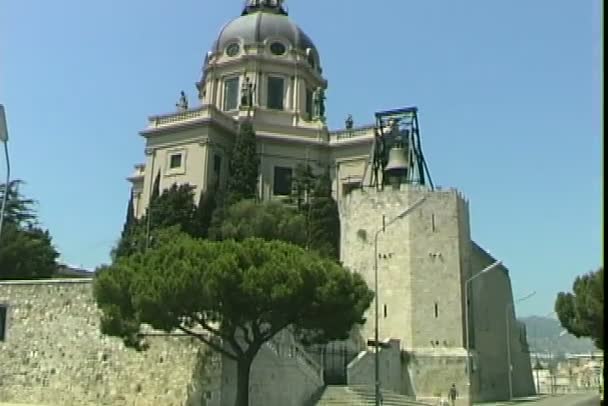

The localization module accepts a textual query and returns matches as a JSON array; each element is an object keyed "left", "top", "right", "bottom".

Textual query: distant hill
[{"left": 520, "top": 316, "right": 596, "bottom": 355}]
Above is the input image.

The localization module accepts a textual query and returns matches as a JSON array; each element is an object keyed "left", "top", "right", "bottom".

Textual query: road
[
  {"left": 532, "top": 393, "right": 601, "bottom": 406},
  {"left": 534, "top": 393, "right": 600, "bottom": 406},
  {"left": 476, "top": 392, "right": 601, "bottom": 406}
]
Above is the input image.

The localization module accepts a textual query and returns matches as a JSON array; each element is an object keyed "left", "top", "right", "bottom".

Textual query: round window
[
  {"left": 226, "top": 43, "right": 240, "bottom": 57},
  {"left": 270, "top": 42, "right": 287, "bottom": 56}
]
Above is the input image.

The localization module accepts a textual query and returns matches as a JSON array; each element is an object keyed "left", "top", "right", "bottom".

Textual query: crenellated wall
[
  {"left": 339, "top": 186, "right": 536, "bottom": 403},
  {"left": 340, "top": 186, "right": 470, "bottom": 351}
]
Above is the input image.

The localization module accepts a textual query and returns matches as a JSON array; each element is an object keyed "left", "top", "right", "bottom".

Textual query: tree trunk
[{"left": 235, "top": 356, "right": 253, "bottom": 406}]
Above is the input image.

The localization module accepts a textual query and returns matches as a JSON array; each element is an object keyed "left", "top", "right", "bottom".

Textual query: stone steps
[{"left": 315, "top": 385, "right": 433, "bottom": 406}]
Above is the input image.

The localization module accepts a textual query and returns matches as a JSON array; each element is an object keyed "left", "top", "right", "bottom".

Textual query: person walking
[{"left": 448, "top": 383, "right": 458, "bottom": 406}]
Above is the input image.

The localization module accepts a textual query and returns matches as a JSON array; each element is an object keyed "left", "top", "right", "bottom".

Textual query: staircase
[{"left": 314, "top": 385, "right": 433, "bottom": 406}]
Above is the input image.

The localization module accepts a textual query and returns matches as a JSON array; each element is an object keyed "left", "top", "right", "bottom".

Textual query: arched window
[{"left": 267, "top": 76, "right": 284, "bottom": 110}]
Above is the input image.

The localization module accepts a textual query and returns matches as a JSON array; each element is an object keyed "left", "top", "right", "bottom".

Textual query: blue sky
[{"left": 0, "top": 0, "right": 602, "bottom": 317}]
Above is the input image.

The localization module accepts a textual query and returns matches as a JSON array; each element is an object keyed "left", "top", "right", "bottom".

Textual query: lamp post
[
  {"left": 506, "top": 291, "right": 536, "bottom": 400},
  {"left": 548, "top": 329, "right": 567, "bottom": 394},
  {"left": 373, "top": 195, "right": 427, "bottom": 406},
  {"left": 464, "top": 260, "right": 502, "bottom": 405},
  {"left": 0, "top": 104, "right": 11, "bottom": 240}
]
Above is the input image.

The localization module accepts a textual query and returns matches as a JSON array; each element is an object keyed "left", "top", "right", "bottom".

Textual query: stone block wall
[
  {"left": 403, "top": 349, "right": 469, "bottom": 403},
  {"left": 0, "top": 279, "right": 324, "bottom": 406},
  {"left": 340, "top": 186, "right": 470, "bottom": 350},
  {"left": 0, "top": 279, "right": 205, "bottom": 406},
  {"left": 347, "top": 339, "right": 403, "bottom": 394},
  {"left": 469, "top": 243, "right": 536, "bottom": 401}
]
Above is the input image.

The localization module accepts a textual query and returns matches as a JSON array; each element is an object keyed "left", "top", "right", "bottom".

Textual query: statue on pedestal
[
  {"left": 345, "top": 114, "right": 354, "bottom": 130},
  {"left": 175, "top": 91, "right": 188, "bottom": 112},
  {"left": 240, "top": 76, "right": 256, "bottom": 108},
  {"left": 313, "top": 87, "right": 326, "bottom": 121}
]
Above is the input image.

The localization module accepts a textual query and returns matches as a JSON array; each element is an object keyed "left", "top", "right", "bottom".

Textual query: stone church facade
[{"left": 0, "top": 1, "right": 535, "bottom": 404}]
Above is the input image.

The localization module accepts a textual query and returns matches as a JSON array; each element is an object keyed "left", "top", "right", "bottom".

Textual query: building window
[
  {"left": 169, "top": 153, "right": 182, "bottom": 169},
  {"left": 435, "top": 303, "right": 439, "bottom": 318},
  {"left": 307, "top": 53, "right": 316, "bottom": 69},
  {"left": 223, "top": 77, "right": 239, "bottom": 111},
  {"left": 384, "top": 304, "right": 388, "bottom": 318},
  {"left": 226, "top": 42, "right": 240, "bottom": 57},
  {"left": 270, "top": 42, "right": 286, "bottom": 56},
  {"left": 0, "top": 305, "right": 7, "bottom": 341},
  {"left": 305, "top": 88, "right": 313, "bottom": 119},
  {"left": 342, "top": 181, "right": 361, "bottom": 196},
  {"left": 273, "top": 166, "right": 292, "bottom": 196},
  {"left": 267, "top": 76, "right": 284, "bottom": 110},
  {"left": 431, "top": 213, "right": 436, "bottom": 232}
]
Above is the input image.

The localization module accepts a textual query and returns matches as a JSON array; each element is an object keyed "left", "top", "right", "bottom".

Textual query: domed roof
[{"left": 212, "top": 1, "right": 318, "bottom": 59}]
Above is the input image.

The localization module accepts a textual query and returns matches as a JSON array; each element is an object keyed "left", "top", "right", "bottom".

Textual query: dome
[{"left": 211, "top": 2, "right": 319, "bottom": 64}]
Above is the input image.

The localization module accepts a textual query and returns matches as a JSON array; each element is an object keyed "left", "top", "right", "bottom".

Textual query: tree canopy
[
  {"left": 555, "top": 267, "right": 604, "bottom": 350},
  {"left": 0, "top": 180, "right": 59, "bottom": 279},
  {"left": 113, "top": 183, "right": 199, "bottom": 259},
  {"left": 209, "top": 199, "right": 307, "bottom": 247},
  {"left": 94, "top": 231, "right": 373, "bottom": 406},
  {"left": 289, "top": 165, "right": 340, "bottom": 259},
  {"left": 0, "top": 180, "right": 36, "bottom": 227}
]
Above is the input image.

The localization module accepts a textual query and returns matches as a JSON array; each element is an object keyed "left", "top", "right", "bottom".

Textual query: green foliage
[
  {"left": 209, "top": 199, "right": 307, "bottom": 247},
  {"left": 0, "top": 181, "right": 59, "bottom": 280},
  {"left": 0, "top": 180, "right": 36, "bottom": 227},
  {"left": 95, "top": 232, "right": 373, "bottom": 405},
  {"left": 0, "top": 224, "right": 59, "bottom": 280},
  {"left": 150, "top": 171, "right": 161, "bottom": 203},
  {"left": 146, "top": 183, "right": 198, "bottom": 235},
  {"left": 287, "top": 165, "right": 341, "bottom": 259},
  {"left": 307, "top": 169, "right": 340, "bottom": 260},
  {"left": 289, "top": 163, "right": 316, "bottom": 210},
  {"left": 113, "top": 184, "right": 199, "bottom": 259},
  {"left": 226, "top": 121, "right": 259, "bottom": 204},
  {"left": 121, "top": 193, "right": 135, "bottom": 237},
  {"left": 194, "top": 189, "right": 217, "bottom": 239},
  {"left": 555, "top": 267, "right": 604, "bottom": 350}
]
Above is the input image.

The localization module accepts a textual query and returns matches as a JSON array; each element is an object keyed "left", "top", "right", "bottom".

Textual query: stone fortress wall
[
  {"left": 339, "top": 185, "right": 535, "bottom": 402},
  {"left": 0, "top": 279, "right": 323, "bottom": 406}
]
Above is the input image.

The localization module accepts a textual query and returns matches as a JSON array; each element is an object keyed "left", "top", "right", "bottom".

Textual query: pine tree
[{"left": 225, "top": 121, "right": 259, "bottom": 205}]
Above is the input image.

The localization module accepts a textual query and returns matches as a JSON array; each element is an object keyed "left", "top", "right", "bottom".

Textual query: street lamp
[
  {"left": 0, "top": 104, "right": 11, "bottom": 240},
  {"left": 506, "top": 291, "right": 536, "bottom": 400},
  {"left": 548, "top": 329, "right": 568, "bottom": 394},
  {"left": 464, "top": 260, "right": 502, "bottom": 405},
  {"left": 373, "top": 195, "right": 427, "bottom": 406}
]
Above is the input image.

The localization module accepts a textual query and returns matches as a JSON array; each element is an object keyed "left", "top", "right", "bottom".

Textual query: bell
[{"left": 384, "top": 146, "right": 409, "bottom": 189}]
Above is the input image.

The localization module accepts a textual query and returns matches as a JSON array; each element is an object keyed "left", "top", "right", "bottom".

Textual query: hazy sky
[{"left": 0, "top": 0, "right": 602, "bottom": 317}]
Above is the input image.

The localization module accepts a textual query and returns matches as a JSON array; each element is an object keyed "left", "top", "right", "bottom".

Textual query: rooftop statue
[{"left": 175, "top": 91, "right": 188, "bottom": 112}]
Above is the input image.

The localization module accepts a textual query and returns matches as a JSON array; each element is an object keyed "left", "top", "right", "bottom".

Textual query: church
[
  {"left": 125, "top": 0, "right": 536, "bottom": 403},
  {"left": 0, "top": 1, "right": 536, "bottom": 405},
  {"left": 127, "top": 0, "right": 379, "bottom": 216}
]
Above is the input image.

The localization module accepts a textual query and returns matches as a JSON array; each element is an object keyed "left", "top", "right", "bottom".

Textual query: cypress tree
[
  {"left": 225, "top": 120, "right": 259, "bottom": 205},
  {"left": 194, "top": 188, "right": 217, "bottom": 239},
  {"left": 121, "top": 192, "right": 136, "bottom": 237},
  {"left": 150, "top": 171, "right": 161, "bottom": 203},
  {"left": 308, "top": 169, "right": 340, "bottom": 260}
]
